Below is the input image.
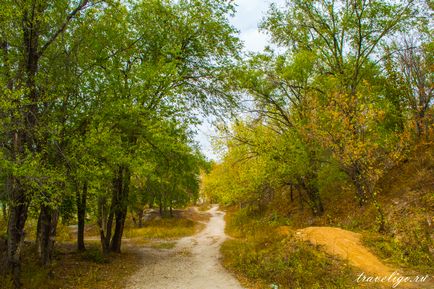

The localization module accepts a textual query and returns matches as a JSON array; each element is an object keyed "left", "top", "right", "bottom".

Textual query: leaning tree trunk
[{"left": 76, "top": 182, "right": 88, "bottom": 251}]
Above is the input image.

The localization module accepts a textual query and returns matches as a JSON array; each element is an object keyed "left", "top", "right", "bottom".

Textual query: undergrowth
[
  {"left": 221, "top": 208, "right": 357, "bottom": 289},
  {"left": 362, "top": 231, "right": 433, "bottom": 274}
]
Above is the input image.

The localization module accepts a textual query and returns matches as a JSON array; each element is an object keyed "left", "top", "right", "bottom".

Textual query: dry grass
[{"left": 124, "top": 218, "right": 198, "bottom": 240}]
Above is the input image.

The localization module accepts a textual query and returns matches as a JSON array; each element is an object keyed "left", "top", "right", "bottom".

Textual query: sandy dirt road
[{"left": 127, "top": 205, "right": 244, "bottom": 289}]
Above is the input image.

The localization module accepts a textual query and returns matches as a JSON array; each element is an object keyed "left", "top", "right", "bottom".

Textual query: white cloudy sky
[{"left": 193, "top": 0, "right": 286, "bottom": 161}]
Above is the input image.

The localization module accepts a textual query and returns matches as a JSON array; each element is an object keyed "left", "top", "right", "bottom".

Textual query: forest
[{"left": 0, "top": 0, "right": 432, "bottom": 289}]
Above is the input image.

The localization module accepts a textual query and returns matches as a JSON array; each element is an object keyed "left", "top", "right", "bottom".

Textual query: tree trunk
[
  {"left": 98, "top": 195, "right": 114, "bottom": 255},
  {"left": 349, "top": 167, "right": 369, "bottom": 207},
  {"left": 110, "top": 166, "right": 130, "bottom": 253},
  {"left": 76, "top": 182, "right": 88, "bottom": 251},
  {"left": 37, "top": 205, "right": 59, "bottom": 266},
  {"left": 35, "top": 211, "right": 42, "bottom": 250},
  {"left": 110, "top": 209, "right": 126, "bottom": 253},
  {"left": 7, "top": 4, "right": 43, "bottom": 287},
  {"left": 7, "top": 185, "right": 29, "bottom": 289}
]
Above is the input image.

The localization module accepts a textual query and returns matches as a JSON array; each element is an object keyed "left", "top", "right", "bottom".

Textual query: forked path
[{"left": 127, "top": 205, "right": 244, "bottom": 289}]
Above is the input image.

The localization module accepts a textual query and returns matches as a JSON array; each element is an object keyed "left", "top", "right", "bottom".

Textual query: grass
[
  {"left": 221, "top": 208, "right": 358, "bottom": 289},
  {"left": 362, "top": 231, "right": 433, "bottom": 274},
  {"left": 124, "top": 217, "right": 199, "bottom": 240}
]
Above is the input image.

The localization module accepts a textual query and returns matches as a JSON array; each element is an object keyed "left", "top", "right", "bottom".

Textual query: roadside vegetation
[{"left": 221, "top": 208, "right": 357, "bottom": 289}]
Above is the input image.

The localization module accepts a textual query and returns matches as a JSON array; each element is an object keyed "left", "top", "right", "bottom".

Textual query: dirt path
[
  {"left": 297, "top": 226, "right": 432, "bottom": 288},
  {"left": 127, "top": 205, "right": 244, "bottom": 289}
]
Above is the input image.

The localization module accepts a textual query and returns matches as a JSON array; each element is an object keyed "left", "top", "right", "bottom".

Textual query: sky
[{"left": 193, "top": 0, "right": 286, "bottom": 161}]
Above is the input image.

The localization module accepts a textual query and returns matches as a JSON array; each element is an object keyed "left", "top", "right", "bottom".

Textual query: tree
[
  {"left": 261, "top": 0, "right": 416, "bottom": 213},
  {"left": 0, "top": 0, "right": 94, "bottom": 285}
]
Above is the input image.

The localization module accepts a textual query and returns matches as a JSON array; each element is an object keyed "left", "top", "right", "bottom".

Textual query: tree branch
[{"left": 38, "top": 0, "right": 90, "bottom": 57}]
